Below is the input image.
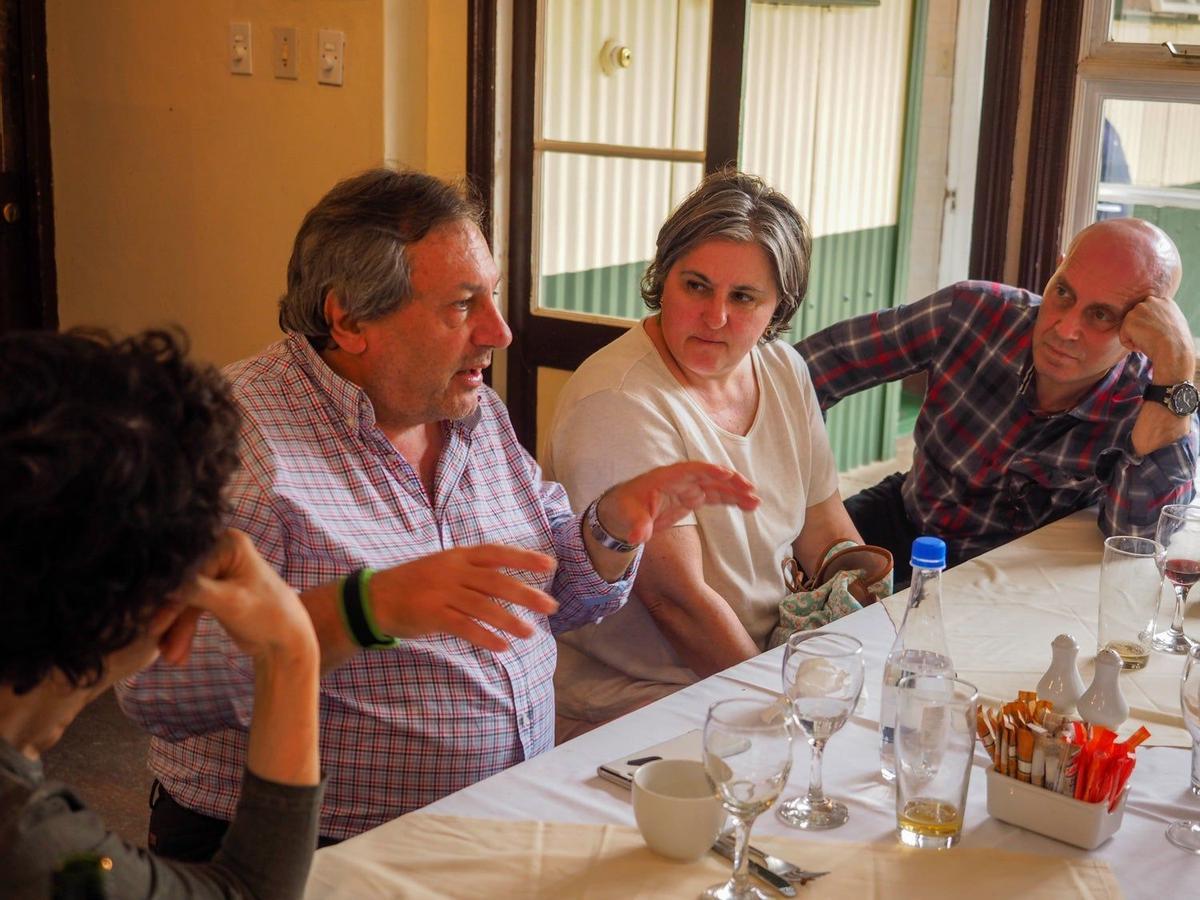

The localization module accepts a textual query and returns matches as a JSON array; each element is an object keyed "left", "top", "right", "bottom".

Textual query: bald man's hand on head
[{"left": 1120, "top": 294, "right": 1195, "bottom": 385}]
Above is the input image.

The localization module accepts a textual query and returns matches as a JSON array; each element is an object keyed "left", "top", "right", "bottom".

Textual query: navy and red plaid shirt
[
  {"left": 117, "top": 334, "right": 634, "bottom": 840},
  {"left": 796, "top": 281, "right": 1197, "bottom": 560}
]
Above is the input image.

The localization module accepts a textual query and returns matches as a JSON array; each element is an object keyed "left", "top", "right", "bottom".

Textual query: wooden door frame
[
  {"left": 1, "top": 0, "right": 57, "bottom": 330},
  {"left": 970, "top": 0, "right": 1082, "bottom": 290}
]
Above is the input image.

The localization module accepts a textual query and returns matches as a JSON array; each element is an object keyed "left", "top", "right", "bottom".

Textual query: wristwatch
[
  {"left": 1144, "top": 381, "right": 1200, "bottom": 417},
  {"left": 585, "top": 496, "right": 639, "bottom": 553}
]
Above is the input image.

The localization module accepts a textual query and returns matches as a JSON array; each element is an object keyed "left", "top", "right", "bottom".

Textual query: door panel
[
  {"left": 0, "top": 0, "right": 55, "bottom": 332},
  {"left": 509, "top": 0, "right": 919, "bottom": 469}
]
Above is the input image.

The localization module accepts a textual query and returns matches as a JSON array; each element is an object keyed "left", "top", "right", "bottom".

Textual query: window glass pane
[
  {"left": 536, "top": 153, "right": 702, "bottom": 321},
  {"left": 1109, "top": 1, "right": 1200, "bottom": 47},
  {"left": 540, "top": 0, "right": 708, "bottom": 149},
  {"left": 1099, "top": 97, "right": 1200, "bottom": 334}
]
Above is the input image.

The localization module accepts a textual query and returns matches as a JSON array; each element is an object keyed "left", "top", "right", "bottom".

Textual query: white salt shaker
[
  {"left": 1036, "top": 633, "right": 1086, "bottom": 715},
  {"left": 1077, "top": 648, "right": 1129, "bottom": 730}
]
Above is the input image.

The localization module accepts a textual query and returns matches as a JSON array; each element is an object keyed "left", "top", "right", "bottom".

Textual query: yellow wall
[{"left": 47, "top": 0, "right": 466, "bottom": 366}]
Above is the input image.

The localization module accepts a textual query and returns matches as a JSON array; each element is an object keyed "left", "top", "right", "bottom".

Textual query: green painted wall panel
[{"left": 541, "top": 260, "right": 648, "bottom": 320}]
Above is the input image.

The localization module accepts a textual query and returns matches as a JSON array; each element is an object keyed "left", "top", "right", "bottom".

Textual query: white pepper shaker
[
  {"left": 1077, "top": 648, "right": 1129, "bottom": 731},
  {"left": 1036, "top": 633, "right": 1087, "bottom": 715}
]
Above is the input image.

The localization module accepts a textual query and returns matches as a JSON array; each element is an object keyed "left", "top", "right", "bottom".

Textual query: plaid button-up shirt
[
  {"left": 117, "top": 334, "right": 634, "bottom": 840},
  {"left": 796, "top": 281, "right": 1197, "bottom": 560}
]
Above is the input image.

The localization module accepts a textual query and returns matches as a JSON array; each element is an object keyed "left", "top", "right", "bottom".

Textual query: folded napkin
[{"left": 304, "top": 814, "right": 1121, "bottom": 899}]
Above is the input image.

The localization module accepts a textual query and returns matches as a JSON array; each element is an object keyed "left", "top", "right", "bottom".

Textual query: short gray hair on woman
[
  {"left": 640, "top": 168, "right": 812, "bottom": 342},
  {"left": 278, "top": 168, "right": 482, "bottom": 348}
]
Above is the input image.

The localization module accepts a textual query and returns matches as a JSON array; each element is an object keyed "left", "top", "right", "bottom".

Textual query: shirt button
[{"left": 519, "top": 714, "right": 530, "bottom": 729}]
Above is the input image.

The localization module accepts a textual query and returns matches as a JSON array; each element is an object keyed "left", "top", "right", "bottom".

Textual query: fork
[{"left": 715, "top": 832, "right": 830, "bottom": 885}]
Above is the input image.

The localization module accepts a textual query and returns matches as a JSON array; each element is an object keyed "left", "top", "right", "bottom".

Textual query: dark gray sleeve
[{"left": 1, "top": 769, "right": 324, "bottom": 899}]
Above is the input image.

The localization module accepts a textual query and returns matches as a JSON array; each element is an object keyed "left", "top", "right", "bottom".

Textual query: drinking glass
[
  {"left": 894, "top": 674, "right": 979, "bottom": 849},
  {"left": 1098, "top": 535, "right": 1164, "bottom": 669},
  {"left": 776, "top": 631, "right": 864, "bottom": 830},
  {"left": 702, "top": 698, "right": 794, "bottom": 900},
  {"left": 1166, "top": 643, "right": 1200, "bottom": 852},
  {"left": 1153, "top": 504, "right": 1200, "bottom": 654}
]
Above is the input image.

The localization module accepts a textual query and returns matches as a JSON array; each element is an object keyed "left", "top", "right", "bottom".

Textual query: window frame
[{"left": 1063, "top": 0, "right": 1200, "bottom": 241}]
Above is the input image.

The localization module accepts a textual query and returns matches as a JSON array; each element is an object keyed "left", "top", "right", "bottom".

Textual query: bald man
[{"left": 797, "top": 218, "right": 1197, "bottom": 589}]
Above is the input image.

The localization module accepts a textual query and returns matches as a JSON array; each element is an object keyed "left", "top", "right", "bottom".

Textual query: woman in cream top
[{"left": 545, "top": 170, "right": 861, "bottom": 737}]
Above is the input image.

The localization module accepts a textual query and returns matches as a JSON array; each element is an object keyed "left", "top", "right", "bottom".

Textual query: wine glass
[
  {"left": 1153, "top": 504, "right": 1200, "bottom": 654},
  {"left": 702, "top": 698, "right": 794, "bottom": 900},
  {"left": 776, "top": 631, "right": 865, "bottom": 830},
  {"left": 1166, "top": 642, "right": 1200, "bottom": 852}
]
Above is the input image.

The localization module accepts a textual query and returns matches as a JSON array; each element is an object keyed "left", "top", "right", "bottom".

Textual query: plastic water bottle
[{"left": 879, "top": 536, "right": 954, "bottom": 782}]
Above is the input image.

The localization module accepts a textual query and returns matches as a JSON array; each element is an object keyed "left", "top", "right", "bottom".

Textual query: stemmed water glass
[
  {"left": 1166, "top": 643, "right": 1200, "bottom": 852},
  {"left": 776, "top": 631, "right": 865, "bottom": 830},
  {"left": 702, "top": 698, "right": 794, "bottom": 900},
  {"left": 1153, "top": 504, "right": 1200, "bottom": 654}
]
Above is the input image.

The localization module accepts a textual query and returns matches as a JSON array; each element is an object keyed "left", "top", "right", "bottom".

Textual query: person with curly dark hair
[{"left": 0, "top": 329, "right": 323, "bottom": 899}]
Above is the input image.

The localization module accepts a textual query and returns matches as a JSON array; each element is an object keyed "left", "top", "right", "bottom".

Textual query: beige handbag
[{"left": 768, "top": 540, "right": 894, "bottom": 649}]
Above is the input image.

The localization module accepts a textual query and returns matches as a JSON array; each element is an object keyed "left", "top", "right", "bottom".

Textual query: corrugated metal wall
[{"left": 742, "top": 0, "right": 913, "bottom": 470}]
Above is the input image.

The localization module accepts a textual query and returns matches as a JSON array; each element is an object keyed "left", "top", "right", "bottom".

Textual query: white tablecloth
[{"left": 307, "top": 512, "right": 1200, "bottom": 898}]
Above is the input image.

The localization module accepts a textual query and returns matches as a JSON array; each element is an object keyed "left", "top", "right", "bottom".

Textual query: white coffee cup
[{"left": 632, "top": 758, "right": 726, "bottom": 861}]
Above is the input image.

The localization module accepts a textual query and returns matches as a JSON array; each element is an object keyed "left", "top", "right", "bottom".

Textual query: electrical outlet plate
[
  {"left": 229, "top": 22, "right": 252, "bottom": 75},
  {"left": 317, "top": 29, "right": 345, "bottom": 86},
  {"left": 273, "top": 26, "right": 298, "bottom": 79}
]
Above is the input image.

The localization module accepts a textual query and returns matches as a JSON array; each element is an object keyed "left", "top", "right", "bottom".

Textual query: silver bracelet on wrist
[{"left": 585, "top": 495, "right": 639, "bottom": 553}]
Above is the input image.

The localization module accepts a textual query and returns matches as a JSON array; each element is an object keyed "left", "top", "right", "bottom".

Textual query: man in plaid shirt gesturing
[
  {"left": 117, "top": 169, "right": 759, "bottom": 858},
  {"left": 797, "top": 218, "right": 1197, "bottom": 590}
]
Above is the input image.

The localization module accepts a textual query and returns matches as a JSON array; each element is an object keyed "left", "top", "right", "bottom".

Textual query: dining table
[{"left": 304, "top": 510, "right": 1200, "bottom": 898}]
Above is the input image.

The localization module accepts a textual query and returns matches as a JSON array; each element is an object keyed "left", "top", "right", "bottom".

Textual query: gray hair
[
  {"left": 278, "top": 169, "right": 481, "bottom": 347},
  {"left": 641, "top": 168, "right": 812, "bottom": 342}
]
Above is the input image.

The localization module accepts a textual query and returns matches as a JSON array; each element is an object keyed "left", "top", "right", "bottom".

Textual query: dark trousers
[
  {"left": 844, "top": 472, "right": 921, "bottom": 592},
  {"left": 148, "top": 780, "right": 339, "bottom": 862},
  {"left": 844, "top": 471, "right": 973, "bottom": 593}
]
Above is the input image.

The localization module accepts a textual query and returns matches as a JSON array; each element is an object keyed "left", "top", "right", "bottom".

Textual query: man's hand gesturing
[{"left": 369, "top": 545, "right": 558, "bottom": 652}]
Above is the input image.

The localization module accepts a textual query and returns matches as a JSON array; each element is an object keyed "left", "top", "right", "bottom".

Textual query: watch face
[{"left": 1170, "top": 383, "right": 1200, "bottom": 416}]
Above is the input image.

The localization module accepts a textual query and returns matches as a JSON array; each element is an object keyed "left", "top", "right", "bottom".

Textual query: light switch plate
[
  {"left": 317, "top": 29, "right": 345, "bottom": 86},
  {"left": 272, "top": 26, "right": 298, "bottom": 79},
  {"left": 229, "top": 22, "right": 252, "bottom": 75}
]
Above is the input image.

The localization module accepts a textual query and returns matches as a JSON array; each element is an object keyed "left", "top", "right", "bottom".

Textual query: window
[{"left": 1067, "top": 0, "right": 1200, "bottom": 332}]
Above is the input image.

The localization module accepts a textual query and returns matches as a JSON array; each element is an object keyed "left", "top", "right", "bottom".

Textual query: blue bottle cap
[{"left": 911, "top": 536, "right": 947, "bottom": 569}]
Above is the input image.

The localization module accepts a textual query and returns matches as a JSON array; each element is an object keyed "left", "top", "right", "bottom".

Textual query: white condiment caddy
[{"left": 985, "top": 768, "right": 1128, "bottom": 850}]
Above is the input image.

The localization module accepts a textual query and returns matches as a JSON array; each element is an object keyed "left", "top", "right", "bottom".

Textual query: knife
[
  {"left": 740, "top": 841, "right": 828, "bottom": 882},
  {"left": 710, "top": 840, "right": 796, "bottom": 897}
]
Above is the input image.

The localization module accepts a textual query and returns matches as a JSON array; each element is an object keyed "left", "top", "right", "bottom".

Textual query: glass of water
[
  {"left": 702, "top": 698, "right": 794, "bottom": 900},
  {"left": 1166, "top": 643, "right": 1200, "bottom": 853},
  {"left": 894, "top": 674, "right": 979, "bottom": 849},
  {"left": 776, "top": 631, "right": 864, "bottom": 830}
]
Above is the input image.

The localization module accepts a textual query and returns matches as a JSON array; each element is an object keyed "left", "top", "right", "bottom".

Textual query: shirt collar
[
  {"left": 1019, "top": 351, "right": 1139, "bottom": 422},
  {"left": 285, "top": 332, "right": 377, "bottom": 431}
]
